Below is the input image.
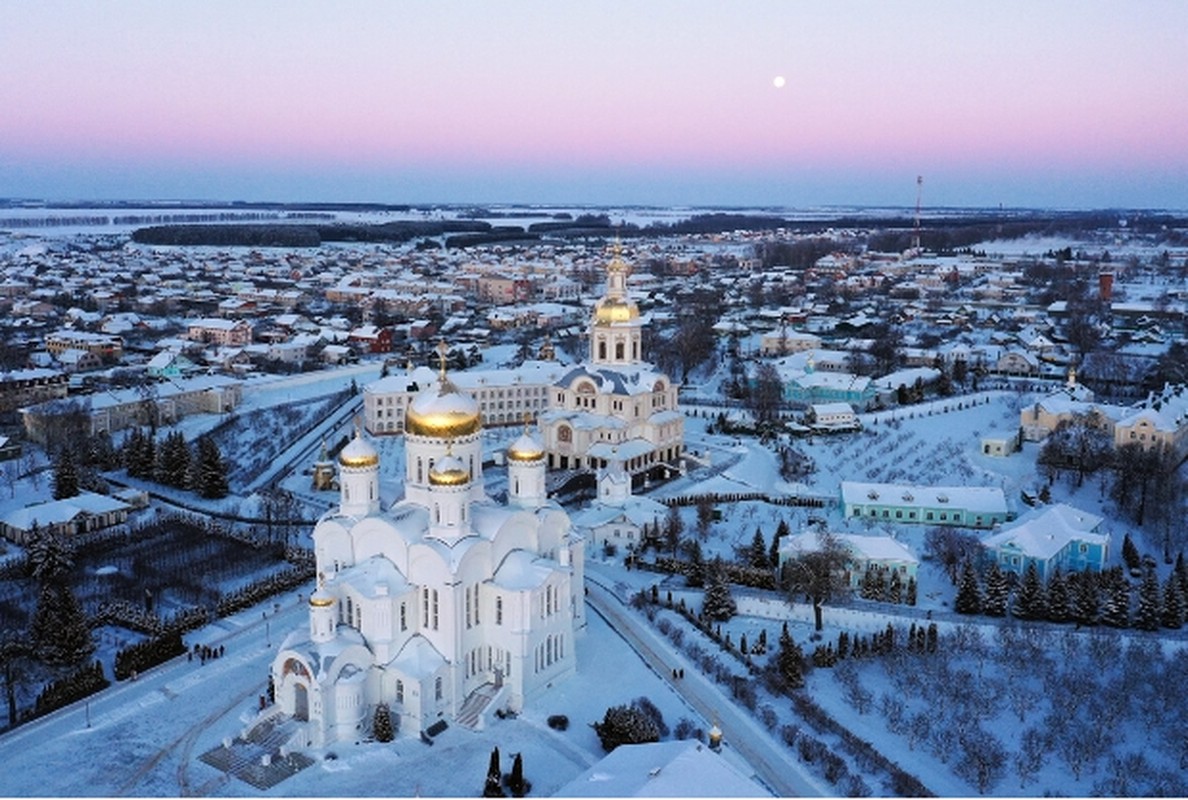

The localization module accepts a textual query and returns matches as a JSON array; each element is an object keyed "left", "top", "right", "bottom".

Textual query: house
[
  {"left": 778, "top": 531, "right": 919, "bottom": 590},
  {"left": 570, "top": 458, "right": 668, "bottom": 555},
  {"left": 187, "top": 318, "right": 253, "bottom": 346},
  {"left": 146, "top": 350, "right": 196, "bottom": 379},
  {"left": 44, "top": 330, "right": 123, "bottom": 360},
  {"left": 980, "top": 429, "right": 1019, "bottom": 457},
  {"left": 1112, "top": 383, "right": 1188, "bottom": 461},
  {"left": 0, "top": 368, "right": 68, "bottom": 413},
  {"left": 348, "top": 325, "right": 394, "bottom": 354},
  {"left": 807, "top": 402, "right": 859, "bottom": 431},
  {"left": 840, "top": 481, "right": 1010, "bottom": 529},
  {"left": 760, "top": 330, "right": 821, "bottom": 356},
  {"left": 0, "top": 492, "right": 134, "bottom": 545},
  {"left": 982, "top": 503, "right": 1109, "bottom": 579}
]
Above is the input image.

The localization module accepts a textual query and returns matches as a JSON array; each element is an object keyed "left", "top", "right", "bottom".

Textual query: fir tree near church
[{"left": 28, "top": 528, "right": 93, "bottom": 667}]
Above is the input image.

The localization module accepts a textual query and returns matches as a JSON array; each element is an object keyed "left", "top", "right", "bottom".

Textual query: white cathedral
[
  {"left": 270, "top": 358, "right": 585, "bottom": 746},
  {"left": 539, "top": 245, "right": 684, "bottom": 481}
]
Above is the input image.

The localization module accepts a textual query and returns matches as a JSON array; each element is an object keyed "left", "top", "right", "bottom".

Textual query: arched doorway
[{"left": 294, "top": 684, "right": 309, "bottom": 721}]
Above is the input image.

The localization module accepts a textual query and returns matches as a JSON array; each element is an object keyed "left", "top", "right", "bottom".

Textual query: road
[{"left": 584, "top": 574, "right": 830, "bottom": 797}]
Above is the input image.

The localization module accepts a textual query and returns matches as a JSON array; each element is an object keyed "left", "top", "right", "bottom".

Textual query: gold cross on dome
[{"left": 435, "top": 340, "right": 449, "bottom": 377}]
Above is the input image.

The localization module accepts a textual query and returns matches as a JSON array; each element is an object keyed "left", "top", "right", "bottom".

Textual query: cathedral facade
[
  {"left": 539, "top": 247, "right": 684, "bottom": 480},
  {"left": 270, "top": 364, "right": 584, "bottom": 746}
]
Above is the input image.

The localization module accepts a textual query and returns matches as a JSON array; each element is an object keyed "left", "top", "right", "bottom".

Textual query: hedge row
[{"left": 33, "top": 660, "right": 109, "bottom": 718}]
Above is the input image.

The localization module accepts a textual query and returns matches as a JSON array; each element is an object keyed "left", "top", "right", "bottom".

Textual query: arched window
[
  {"left": 598, "top": 341, "right": 607, "bottom": 360},
  {"left": 615, "top": 342, "right": 624, "bottom": 360},
  {"left": 558, "top": 425, "right": 572, "bottom": 443},
  {"left": 435, "top": 677, "right": 443, "bottom": 701}
]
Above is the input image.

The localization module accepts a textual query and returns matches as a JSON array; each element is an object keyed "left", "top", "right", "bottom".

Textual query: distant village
[{"left": 4, "top": 205, "right": 1188, "bottom": 795}]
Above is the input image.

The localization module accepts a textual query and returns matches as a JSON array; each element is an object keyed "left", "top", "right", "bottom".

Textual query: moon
[{"left": 773, "top": 75, "right": 786, "bottom": 89}]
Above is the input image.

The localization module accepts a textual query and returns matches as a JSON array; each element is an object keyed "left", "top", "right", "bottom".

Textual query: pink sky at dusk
[{"left": 2, "top": 1, "right": 1186, "bottom": 208}]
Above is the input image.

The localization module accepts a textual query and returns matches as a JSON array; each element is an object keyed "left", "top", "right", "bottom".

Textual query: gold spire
[{"left": 436, "top": 340, "right": 449, "bottom": 379}]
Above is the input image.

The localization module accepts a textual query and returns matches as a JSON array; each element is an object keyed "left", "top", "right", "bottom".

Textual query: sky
[{"left": 2, "top": 1, "right": 1186, "bottom": 209}]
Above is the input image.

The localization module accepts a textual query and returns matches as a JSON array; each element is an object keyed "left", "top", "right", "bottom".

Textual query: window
[
  {"left": 396, "top": 679, "right": 404, "bottom": 704},
  {"left": 435, "top": 677, "right": 443, "bottom": 701},
  {"left": 400, "top": 602, "right": 407, "bottom": 631},
  {"left": 496, "top": 596, "right": 503, "bottom": 625}
]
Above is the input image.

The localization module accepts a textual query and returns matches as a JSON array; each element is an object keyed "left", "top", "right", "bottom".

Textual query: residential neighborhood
[{"left": 2, "top": 202, "right": 1188, "bottom": 797}]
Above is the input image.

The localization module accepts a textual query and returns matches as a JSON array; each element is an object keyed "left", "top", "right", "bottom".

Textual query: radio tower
[{"left": 911, "top": 175, "right": 923, "bottom": 254}]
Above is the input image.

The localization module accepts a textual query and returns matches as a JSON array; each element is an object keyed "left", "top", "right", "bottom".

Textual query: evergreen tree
[
  {"left": 769, "top": 521, "right": 785, "bottom": 568},
  {"left": 685, "top": 538, "right": 706, "bottom": 588},
  {"left": 1101, "top": 567, "right": 1131, "bottom": 628},
  {"left": 508, "top": 752, "right": 527, "bottom": 798},
  {"left": 157, "top": 431, "right": 191, "bottom": 488},
  {"left": 31, "top": 581, "right": 94, "bottom": 666},
  {"left": 1013, "top": 562, "right": 1047, "bottom": 620},
  {"left": 702, "top": 567, "right": 737, "bottom": 622},
  {"left": 592, "top": 704, "right": 660, "bottom": 752},
  {"left": 1136, "top": 568, "right": 1162, "bottom": 631},
  {"left": 663, "top": 505, "right": 683, "bottom": 557},
  {"left": 195, "top": 436, "right": 230, "bottom": 499},
  {"left": 982, "top": 562, "right": 1009, "bottom": 617},
  {"left": 954, "top": 559, "right": 982, "bottom": 615},
  {"left": 27, "top": 528, "right": 93, "bottom": 666},
  {"left": 748, "top": 527, "right": 769, "bottom": 569},
  {"left": 906, "top": 576, "right": 917, "bottom": 606},
  {"left": 52, "top": 448, "right": 79, "bottom": 500},
  {"left": 1162, "top": 575, "right": 1185, "bottom": 629},
  {"left": 1121, "top": 533, "right": 1141, "bottom": 572},
  {"left": 888, "top": 569, "right": 903, "bottom": 604},
  {"left": 775, "top": 625, "right": 805, "bottom": 689},
  {"left": 1072, "top": 569, "right": 1101, "bottom": 626},
  {"left": 1046, "top": 568, "right": 1070, "bottom": 623},
  {"left": 483, "top": 746, "right": 504, "bottom": 797},
  {"left": 124, "top": 427, "right": 155, "bottom": 479},
  {"left": 372, "top": 702, "right": 394, "bottom": 742}
]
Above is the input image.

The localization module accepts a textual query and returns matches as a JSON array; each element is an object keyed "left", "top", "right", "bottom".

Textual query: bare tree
[{"left": 779, "top": 530, "right": 851, "bottom": 631}]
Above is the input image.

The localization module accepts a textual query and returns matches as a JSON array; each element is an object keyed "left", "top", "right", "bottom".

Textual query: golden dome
[
  {"left": 309, "top": 586, "right": 335, "bottom": 607},
  {"left": 428, "top": 454, "right": 470, "bottom": 487},
  {"left": 507, "top": 431, "right": 545, "bottom": 463},
  {"left": 593, "top": 297, "right": 639, "bottom": 324},
  {"left": 338, "top": 433, "right": 379, "bottom": 468},
  {"left": 406, "top": 379, "right": 482, "bottom": 438}
]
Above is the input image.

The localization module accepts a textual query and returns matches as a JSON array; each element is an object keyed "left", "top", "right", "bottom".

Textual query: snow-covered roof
[
  {"left": 841, "top": 481, "right": 1008, "bottom": 514},
  {"left": 983, "top": 503, "right": 1106, "bottom": 560},
  {"left": 780, "top": 532, "right": 918, "bottom": 564},
  {"left": 491, "top": 549, "right": 553, "bottom": 590},
  {"left": 556, "top": 740, "right": 767, "bottom": 797}
]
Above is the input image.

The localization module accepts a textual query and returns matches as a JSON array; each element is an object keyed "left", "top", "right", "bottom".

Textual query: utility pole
[{"left": 912, "top": 175, "right": 924, "bottom": 254}]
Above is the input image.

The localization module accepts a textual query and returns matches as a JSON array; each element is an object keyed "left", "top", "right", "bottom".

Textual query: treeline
[{"left": 131, "top": 224, "right": 320, "bottom": 247}]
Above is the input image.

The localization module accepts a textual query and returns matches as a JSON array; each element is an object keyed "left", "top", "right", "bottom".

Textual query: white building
[
  {"left": 538, "top": 246, "right": 684, "bottom": 480},
  {"left": 270, "top": 362, "right": 584, "bottom": 747},
  {"left": 571, "top": 455, "right": 668, "bottom": 555},
  {"left": 363, "top": 360, "right": 565, "bottom": 436}
]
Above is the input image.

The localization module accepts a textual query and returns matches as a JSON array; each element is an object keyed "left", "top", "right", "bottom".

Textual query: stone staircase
[
  {"left": 455, "top": 683, "right": 500, "bottom": 730},
  {"left": 198, "top": 713, "right": 312, "bottom": 791}
]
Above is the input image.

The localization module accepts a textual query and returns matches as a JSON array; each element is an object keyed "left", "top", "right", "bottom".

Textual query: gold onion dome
[
  {"left": 428, "top": 454, "right": 470, "bottom": 487},
  {"left": 507, "top": 431, "right": 545, "bottom": 463},
  {"left": 593, "top": 297, "right": 639, "bottom": 324},
  {"left": 406, "top": 378, "right": 482, "bottom": 438},
  {"left": 309, "top": 586, "right": 335, "bottom": 608},
  {"left": 338, "top": 432, "right": 379, "bottom": 468}
]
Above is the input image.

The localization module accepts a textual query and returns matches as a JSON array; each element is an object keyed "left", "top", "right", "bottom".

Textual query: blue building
[{"left": 982, "top": 503, "right": 1109, "bottom": 579}]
